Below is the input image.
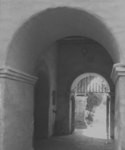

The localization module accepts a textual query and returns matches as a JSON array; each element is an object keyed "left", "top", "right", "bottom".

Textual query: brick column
[
  {"left": 0, "top": 66, "right": 38, "bottom": 150},
  {"left": 111, "top": 63, "right": 125, "bottom": 150}
]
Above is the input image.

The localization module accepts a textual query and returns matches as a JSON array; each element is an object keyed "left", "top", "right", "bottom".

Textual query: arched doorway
[
  {"left": 70, "top": 73, "right": 111, "bottom": 140},
  {"left": 4, "top": 7, "right": 119, "bottom": 150},
  {"left": 56, "top": 36, "right": 115, "bottom": 138}
]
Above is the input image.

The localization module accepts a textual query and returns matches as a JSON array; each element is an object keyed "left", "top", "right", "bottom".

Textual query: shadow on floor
[{"left": 34, "top": 130, "right": 114, "bottom": 150}]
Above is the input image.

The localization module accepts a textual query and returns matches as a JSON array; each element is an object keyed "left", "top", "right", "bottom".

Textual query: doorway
[{"left": 70, "top": 73, "right": 111, "bottom": 140}]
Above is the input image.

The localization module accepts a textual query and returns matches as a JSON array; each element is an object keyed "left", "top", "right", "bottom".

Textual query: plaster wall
[
  {"left": 114, "top": 77, "right": 125, "bottom": 150},
  {"left": 0, "top": 43, "right": 57, "bottom": 150},
  {"left": 3, "top": 79, "right": 34, "bottom": 150},
  {"left": 0, "top": 0, "right": 124, "bottom": 70},
  {"left": 34, "top": 43, "right": 57, "bottom": 139},
  {"left": 0, "top": 79, "right": 5, "bottom": 150},
  {"left": 44, "top": 43, "right": 57, "bottom": 137}
]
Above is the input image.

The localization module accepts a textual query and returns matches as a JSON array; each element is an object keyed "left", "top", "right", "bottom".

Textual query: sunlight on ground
[
  {"left": 82, "top": 122, "right": 107, "bottom": 139},
  {"left": 76, "top": 123, "right": 107, "bottom": 139},
  {"left": 76, "top": 104, "right": 107, "bottom": 139}
]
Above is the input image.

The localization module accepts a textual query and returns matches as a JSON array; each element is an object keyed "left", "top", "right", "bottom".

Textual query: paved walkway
[{"left": 34, "top": 130, "right": 114, "bottom": 150}]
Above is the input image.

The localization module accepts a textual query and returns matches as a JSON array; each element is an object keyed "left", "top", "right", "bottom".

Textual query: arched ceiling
[{"left": 7, "top": 7, "right": 119, "bottom": 74}]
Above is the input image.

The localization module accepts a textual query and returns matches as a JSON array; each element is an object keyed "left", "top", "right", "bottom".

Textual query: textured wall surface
[
  {"left": 0, "top": 0, "right": 125, "bottom": 66},
  {"left": 0, "top": 1, "right": 124, "bottom": 150},
  {"left": 3, "top": 79, "right": 34, "bottom": 150}
]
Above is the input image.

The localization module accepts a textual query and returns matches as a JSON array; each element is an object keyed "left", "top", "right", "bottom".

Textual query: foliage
[{"left": 86, "top": 92, "right": 102, "bottom": 112}]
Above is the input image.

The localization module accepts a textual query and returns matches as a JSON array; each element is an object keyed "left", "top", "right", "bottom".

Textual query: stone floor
[{"left": 34, "top": 130, "right": 114, "bottom": 150}]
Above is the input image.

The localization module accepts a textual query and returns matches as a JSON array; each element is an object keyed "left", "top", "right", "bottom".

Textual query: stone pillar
[
  {"left": 0, "top": 66, "right": 37, "bottom": 150},
  {"left": 111, "top": 63, "right": 125, "bottom": 150}
]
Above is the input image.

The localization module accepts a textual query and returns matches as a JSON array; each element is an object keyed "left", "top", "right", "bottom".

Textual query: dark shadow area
[
  {"left": 33, "top": 70, "right": 50, "bottom": 147},
  {"left": 34, "top": 130, "right": 114, "bottom": 150}
]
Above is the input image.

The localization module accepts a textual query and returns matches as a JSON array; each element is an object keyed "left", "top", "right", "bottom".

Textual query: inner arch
[{"left": 71, "top": 73, "right": 111, "bottom": 139}]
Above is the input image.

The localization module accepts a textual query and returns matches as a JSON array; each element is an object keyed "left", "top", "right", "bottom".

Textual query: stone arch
[
  {"left": 55, "top": 36, "right": 115, "bottom": 137},
  {"left": 71, "top": 73, "right": 110, "bottom": 90},
  {"left": 6, "top": 7, "right": 120, "bottom": 75},
  {"left": 2, "top": 6, "right": 120, "bottom": 150},
  {"left": 69, "top": 72, "right": 114, "bottom": 137},
  {"left": 64, "top": 37, "right": 115, "bottom": 96}
]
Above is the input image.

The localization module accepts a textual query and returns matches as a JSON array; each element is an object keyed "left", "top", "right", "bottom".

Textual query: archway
[
  {"left": 57, "top": 36, "right": 115, "bottom": 138},
  {"left": 7, "top": 7, "right": 119, "bottom": 73},
  {"left": 3, "top": 6, "right": 119, "bottom": 150},
  {"left": 70, "top": 73, "right": 111, "bottom": 140}
]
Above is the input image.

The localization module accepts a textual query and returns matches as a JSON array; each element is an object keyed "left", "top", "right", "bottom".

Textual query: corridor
[{"left": 34, "top": 130, "right": 114, "bottom": 150}]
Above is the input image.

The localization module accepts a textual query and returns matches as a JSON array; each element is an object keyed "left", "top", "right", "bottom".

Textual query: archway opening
[
  {"left": 57, "top": 36, "right": 115, "bottom": 140},
  {"left": 5, "top": 6, "right": 118, "bottom": 150},
  {"left": 71, "top": 73, "right": 111, "bottom": 140}
]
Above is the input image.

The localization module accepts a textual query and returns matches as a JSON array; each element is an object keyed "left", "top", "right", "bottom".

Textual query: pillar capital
[{"left": 111, "top": 63, "right": 125, "bottom": 83}]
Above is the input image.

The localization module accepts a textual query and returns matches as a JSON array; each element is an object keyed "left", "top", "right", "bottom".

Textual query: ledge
[
  {"left": 111, "top": 63, "right": 125, "bottom": 83},
  {"left": 0, "top": 66, "right": 38, "bottom": 85}
]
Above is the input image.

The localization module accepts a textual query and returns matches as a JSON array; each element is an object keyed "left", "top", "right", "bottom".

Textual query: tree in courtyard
[{"left": 85, "top": 92, "right": 103, "bottom": 125}]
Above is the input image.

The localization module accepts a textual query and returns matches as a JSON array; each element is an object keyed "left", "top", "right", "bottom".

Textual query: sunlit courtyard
[
  {"left": 75, "top": 103, "right": 107, "bottom": 139},
  {"left": 72, "top": 73, "right": 110, "bottom": 140}
]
